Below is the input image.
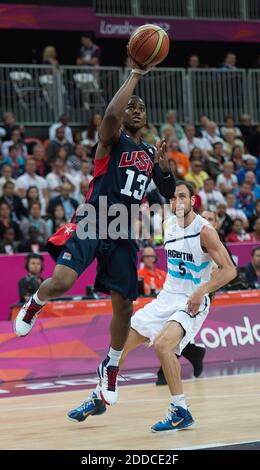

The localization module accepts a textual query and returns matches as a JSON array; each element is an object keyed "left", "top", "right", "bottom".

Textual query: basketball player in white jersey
[{"left": 68, "top": 181, "right": 236, "bottom": 432}]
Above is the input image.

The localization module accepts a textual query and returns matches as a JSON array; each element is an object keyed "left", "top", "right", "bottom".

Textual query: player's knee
[
  {"left": 123, "top": 302, "right": 133, "bottom": 320},
  {"left": 154, "top": 337, "right": 169, "bottom": 356},
  {"left": 118, "top": 301, "right": 133, "bottom": 322}
]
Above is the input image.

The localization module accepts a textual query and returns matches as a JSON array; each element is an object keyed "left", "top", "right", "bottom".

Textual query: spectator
[
  {"left": 73, "top": 160, "right": 93, "bottom": 201},
  {"left": 138, "top": 246, "right": 166, "bottom": 296},
  {"left": 161, "top": 124, "right": 176, "bottom": 143},
  {"left": 239, "top": 114, "right": 254, "bottom": 143},
  {"left": 199, "top": 178, "right": 225, "bottom": 211},
  {"left": 47, "top": 126, "right": 74, "bottom": 162},
  {"left": 185, "top": 155, "right": 209, "bottom": 191},
  {"left": 140, "top": 123, "right": 160, "bottom": 145},
  {"left": 197, "top": 115, "right": 209, "bottom": 138},
  {"left": 0, "top": 165, "right": 16, "bottom": 197},
  {"left": 220, "top": 53, "right": 237, "bottom": 70},
  {"left": 46, "top": 204, "right": 66, "bottom": 238},
  {"left": 3, "top": 144, "right": 25, "bottom": 178},
  {"left": 76, "top": 32, "right": 101, "bottom": 66},
  {"left": 201, "top": 121, "right": 223, "bottom": 152},
  {"left": 244, "top": 171, "right": 260, "bottom": 199},
  {"left": 22, "top": 186, "right": 40, "bottom": 212},
  {"left": 188, "top": 54, "right": 200, "bottom": 68},
  {"left": 179, "top": 124, "right": 206, "bottom": 157},
  {"left": 160, "top": 110, "right": 184, "bottom": 141},
  {"left": 253, "top": 53, "right": 260, "bottom": 68},
  {"left": 42, "top": 45, "right": 59, "bottom": 68},
  {"left": 20, "top": 202, "right": 48, "bottom": 244},
  {"left": 223, "top": 129, "right": 244, "bottom": 158},
  {"left": 226, "top": 218, "right": 254, "bottom": 243},
  {"left": 216, "top": 161, "right": 238, "bottom": 195},
  {"left": 66, "top": 144, "right": 88, "bottom": 175},
  {"left": 49, "top": 114, "right": 73, "bottom": 144},
  {"left": 81, "top": 113, "right": 102, "bottom": 149},
  {"left": 230, "top": 145, "right": 244, "bottom": 171},
  {"left": 18, "top": 253, "right": 45, "bottom": 303},
  {"left": 18, "top": 226, "right": 45, "bottom": 253},
  {"left": 249, "top": 198, "right": 260, "bottom": 231},
  {"left": 226, "top": 192, "right": 249, "bottom": 229},
  {"left": 220, "top": 115, "right": 242, "bottom": 139},
  {"left": 23, "top": 131, "right": 42, "bottom": 156},
  {"left": 237, "top": 155, "right": 259, "bottom": 185},
  {"left": 0, "top": 227, "right": 19, "bottom": 254},
  {"left": 235, "top": 182, "right": 255, "bottom": 219},
  {"left": 166, "top": 138, "right": 190, "bottom": 177},
  {"left": 0, "top": 181, "right": 27, "bottom": 222},
  {"left": 0, "top": 201, "right": 21, "bottom": 240},
  {"left": 0, "top": 127, "right": 6, "bottom": 144},
  {"left": 32, "top": 144, "right": 48, "bottom": 177},
  {"left": 73, "top": 130, "right": 82, "bottom": 145},
  {"left": 56, "top": 146, "right": 70, "bottom": 165},
  {"left": 48, "top": 182, "right": 78, "bottom": 221},
  {"left": 244, "top": 247, "right": 260, "bottom": 288},
  {"left": 247, "top": 124, "right": 260, "bottom": 158},
  {"left": 1, "top": 128, "right": 28, "bottom": 160},
  {"left": 46, "top": 158, "right": 75, "bottom": 200},
  {"left": 251, "top": 218, "right": 260, "bottom": 242},
  {"left": 16, "top": 159, "right": 49, "bottom": 215},
  {"left": 216, "top": 202, "right": 233, "bottom": 241},
  {"left": 243, "top": 154, "right": 259, "bottom": 173},
  {"left": 1, "top": 112, "right": 19, "bottom": 142},
  {"left": 205, "top": 142, "right": 225, "bottom": 180},
  {"left": 77, "top": 180, "right": 90, "bottom": 205}
]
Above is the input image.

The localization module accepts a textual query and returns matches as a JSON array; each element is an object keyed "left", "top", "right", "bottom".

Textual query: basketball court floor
[{"left": 1, "top": 363, "right": 260, "bottom": 450}]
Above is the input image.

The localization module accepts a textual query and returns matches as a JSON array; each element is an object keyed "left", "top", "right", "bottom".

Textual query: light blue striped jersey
[{"left": 163, "top": 214, "right": 213, "bottom": 296}]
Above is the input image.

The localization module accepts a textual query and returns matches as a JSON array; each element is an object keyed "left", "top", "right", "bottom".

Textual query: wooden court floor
[{"left": 1, "top": 372, "right": 260, "bottom": 450}]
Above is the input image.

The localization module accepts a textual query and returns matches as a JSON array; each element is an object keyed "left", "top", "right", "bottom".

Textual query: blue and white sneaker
[
  {"left": 97, "top": 357, "right": 119, "bottom": 405},
  {"left": 151, "top": 405, "right": 194, "bottom": 433},
  {"left": 67, "top": 391, "right": 106, "bottom": 422}
]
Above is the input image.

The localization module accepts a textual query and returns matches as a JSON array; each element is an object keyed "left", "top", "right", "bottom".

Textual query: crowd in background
[{"left": 0, "top": 107, "right": 260, "bottom": 257}]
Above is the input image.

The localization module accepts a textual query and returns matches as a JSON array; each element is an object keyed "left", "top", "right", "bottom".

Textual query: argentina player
[{"left": 69, "top": 182, "right": 236, "bottom": 431}]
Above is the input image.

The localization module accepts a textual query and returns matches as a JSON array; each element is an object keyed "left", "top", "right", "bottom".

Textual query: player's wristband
[
  {"left": 161, "top": 171, "right": 172, "bottom": 178},
  {"left": 131, "top": 68, "right": 148, "bottom": 76}
]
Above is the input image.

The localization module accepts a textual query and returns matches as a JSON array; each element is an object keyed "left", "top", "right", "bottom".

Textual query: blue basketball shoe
[
  {"left": 151, "top": 405, "right": 194, "bottom": 433},
  {"left": 67, "top": 391, "right": 106, "bottom": 422}
]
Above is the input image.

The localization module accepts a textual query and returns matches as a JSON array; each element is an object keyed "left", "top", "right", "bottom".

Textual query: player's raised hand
[
  {"left": 127, "top": 46, "right": 154, "bottom": 75},
  {"left": 155, "top": 139, "right": 170, "bottom": 172}
]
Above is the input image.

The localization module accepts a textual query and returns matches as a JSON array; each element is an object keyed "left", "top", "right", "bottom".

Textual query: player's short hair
[
  {"left": 175, "top": 180, "right": 195, "bottom": 197},
  {"left": 128, "top": 95, "right": 145, "bottom": 106}
]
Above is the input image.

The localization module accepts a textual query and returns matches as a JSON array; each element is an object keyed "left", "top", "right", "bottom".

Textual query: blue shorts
[{"left": 55, "top": 232, "right": 139, "bottom": 301}]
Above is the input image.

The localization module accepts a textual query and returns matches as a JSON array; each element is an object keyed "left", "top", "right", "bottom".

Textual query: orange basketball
[{"left": 128, "top": 24, "right": 170, "bottom": 67}]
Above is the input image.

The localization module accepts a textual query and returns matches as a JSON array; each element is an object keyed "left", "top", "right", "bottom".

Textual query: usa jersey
[
  {"left": 163, "top": 214, "right": 213, "bottom": 296},
  {"left": 86, "top": 130, "right": 156, "bottom": 208}
]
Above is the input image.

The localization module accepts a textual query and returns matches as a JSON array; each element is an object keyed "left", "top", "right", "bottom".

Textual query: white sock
[
  {"left": 171, "top": 394, "right": 187, "bottom": 409},
  {"left": 33, "top": 291, "right": 47, "bottom": 306},
  {"left": 93, "top": 384, "right": 101, "bottom": 399},
  {"left": 107, "top": 347, "right": 123, "bottom": 367}
]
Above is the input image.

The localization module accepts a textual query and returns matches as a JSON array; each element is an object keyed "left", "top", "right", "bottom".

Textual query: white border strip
[{"left": 172, "top": 439, "right": 260, "bottom": 450}]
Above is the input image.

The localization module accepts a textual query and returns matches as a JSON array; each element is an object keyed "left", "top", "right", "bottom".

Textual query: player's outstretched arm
[
  {"left": 96, "top": 55, "right": 151, "bottom": 159},
  {"left": 187, "top": 226, "right": 237, "bottom": 315}
]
